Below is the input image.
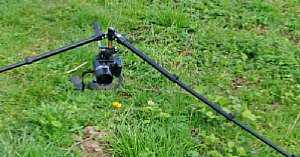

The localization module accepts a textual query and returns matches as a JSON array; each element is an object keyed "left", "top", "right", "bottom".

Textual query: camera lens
[
  {"left": 93, "top": 60, "right": 113, "bottom": 84},
  {"left": 97, "top": 67, "right": 113, "bottom": 84}
]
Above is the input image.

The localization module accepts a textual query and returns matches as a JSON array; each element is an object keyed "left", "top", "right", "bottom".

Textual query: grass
[{"left": 0, "top": 0, "right": 299, "bottom": 156}]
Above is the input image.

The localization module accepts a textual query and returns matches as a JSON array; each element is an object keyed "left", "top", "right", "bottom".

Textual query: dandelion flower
[{"left": 112, "top": 102, "right": 122, "bottom": 109}]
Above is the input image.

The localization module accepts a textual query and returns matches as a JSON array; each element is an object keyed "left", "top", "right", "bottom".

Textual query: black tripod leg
[
  {"left": 0, "top": 22, "right": 107, "bottom": 74},
  {"left": 93, "top": 22, "right": 101, "bottom": 36},
  {"left": 0, "top": 36, "right": 98, "bottom": 73},
  {"left": 117, "top": 36, "right": 296, "bottom": 157}
]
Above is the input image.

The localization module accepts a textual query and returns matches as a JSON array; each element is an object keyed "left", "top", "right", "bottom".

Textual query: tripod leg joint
[
  {"left": 172, "top": 74, "right": 179, "bottom": 81},
  {"left": 25, "top": 56, "right": 33, "bottom": 64},
  {"left": 226, "top": 113, "right": 235, "bottom": 121}
]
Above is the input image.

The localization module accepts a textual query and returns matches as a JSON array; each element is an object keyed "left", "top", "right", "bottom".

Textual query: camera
[{"left": 93, "top": 46, "right": 122, "bottom": 85}]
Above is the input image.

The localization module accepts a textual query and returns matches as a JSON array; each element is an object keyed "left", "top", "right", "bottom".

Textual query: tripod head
[
  {"left": 94, "top": 28, "right": 122, "bottom": 85},
  {"left": 78, "top": 24, "right": 123, "bottom": 90}
]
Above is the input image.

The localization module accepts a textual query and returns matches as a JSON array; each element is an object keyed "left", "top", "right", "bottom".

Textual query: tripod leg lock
[
  {"left": 25, "top": 56, "right": 33, "bottom": 64},
  {"left": 172, "top": 74, "right": 179, "bottom": 81},
  {"left": 226, "top": 113, "right": 235, "bottom": 121}
]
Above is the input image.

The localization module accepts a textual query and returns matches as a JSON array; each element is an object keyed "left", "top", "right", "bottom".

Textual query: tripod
[{"left": 0, "top": 22, "right": 297, "bottom": 157}]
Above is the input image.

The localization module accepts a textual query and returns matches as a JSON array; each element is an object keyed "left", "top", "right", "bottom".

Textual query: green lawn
[{"left": 0, "top": 0, "right": 299, "bottom": 157}]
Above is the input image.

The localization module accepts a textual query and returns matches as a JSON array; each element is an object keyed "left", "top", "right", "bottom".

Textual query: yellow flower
[{"left": 112, "top": 102, "right": 122, "bottom": 109}]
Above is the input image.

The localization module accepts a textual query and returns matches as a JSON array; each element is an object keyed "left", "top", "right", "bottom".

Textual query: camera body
[{"left": 93, "top": 46, "right": 122, "bottom": 85}]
